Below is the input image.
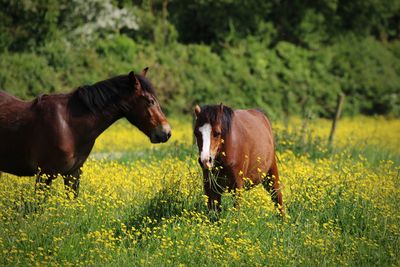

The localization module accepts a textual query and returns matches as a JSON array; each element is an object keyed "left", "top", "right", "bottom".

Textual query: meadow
[{"left": 0, "top": 116, "right": 399, "bottom": 266}]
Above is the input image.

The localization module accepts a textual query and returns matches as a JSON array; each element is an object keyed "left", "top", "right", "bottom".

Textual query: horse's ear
[
  {"left": 194, "top": 105, "right": 201, "bottom": 117},
  {"left": 219, "top": 103, "right": 224, "bottom": 113},
  {"left": 129, "top": 71, "right": 141, "bottom": 91},
  {"left": 141, "top": 67, "right": 149, "bottom": 77}
]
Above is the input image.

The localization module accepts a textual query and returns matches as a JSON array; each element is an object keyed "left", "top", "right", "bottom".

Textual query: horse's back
[
  {"left": 0, "top": 90, "right": 35, "bottom": 129},
  {"left": 233, "top": 109, "right": 274, "bottom": 145},
  {"left": 228, "top": 109, "right": 275, "bottom": 178},
  {"left": 0, "top": 91, "right": 38, "bottom": 175},
  {"left": 0, "top": 90, "right": 20, "bottom": 101},
  {"left": 0, "top": 91, "right": 82, "bottom": 176}
]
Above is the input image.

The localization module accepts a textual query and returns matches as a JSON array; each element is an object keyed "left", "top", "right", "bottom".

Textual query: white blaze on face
[{"left": 199, "top": 123, "right": 212, "bottom": 163}]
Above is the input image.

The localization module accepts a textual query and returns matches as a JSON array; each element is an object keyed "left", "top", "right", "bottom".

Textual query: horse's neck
[
  {"left": 69, "top": 98, "right": 123, "bottom": 141},
  {"left": 88, "top": 110, "right": 123, "bottom": 139}
]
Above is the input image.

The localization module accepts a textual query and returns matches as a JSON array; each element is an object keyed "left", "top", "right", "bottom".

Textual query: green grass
[{"left": 0, "top": 128, "right": 399, "bottom": 266}]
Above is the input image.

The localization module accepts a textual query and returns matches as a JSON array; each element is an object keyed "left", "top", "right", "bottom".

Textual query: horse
[
  {"left": 0, "top": 68, "right": 171, "bottom": 197},
  {"left": 193, "top": 104, "right": 284, "bottom": 216}
]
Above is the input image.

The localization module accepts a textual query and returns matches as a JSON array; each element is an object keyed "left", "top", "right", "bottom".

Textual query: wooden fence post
[{"left": 328, "top": 93, "right": 345, "bottom": 147}]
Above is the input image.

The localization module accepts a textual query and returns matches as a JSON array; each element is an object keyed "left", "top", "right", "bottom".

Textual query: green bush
[
  {"left": 0, "top": 0, "right": 399, "bottom": 118},
  {"left": 0, "top": 53, "right": 60, "bottom": 99},
  {"left": 1, "top": 33, "right": 398, "bottom": 118},
  {"left": 330, "top": 36, "right": 400, "bottom": 116}
]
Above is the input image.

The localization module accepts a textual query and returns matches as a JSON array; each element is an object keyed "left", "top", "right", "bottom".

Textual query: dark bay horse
[
  {"left": 194, "top": 104, "right": 284, "bottom": 216},
  {"left": 0, "top": 68, "right": 171, "bottom": 196}
]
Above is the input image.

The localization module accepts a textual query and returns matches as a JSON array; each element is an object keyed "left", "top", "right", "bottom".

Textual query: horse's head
[
  {"left": 194, "top": 104, "right": 233, "bottom": 169},
  {"left": 124, "top": 68, "right": 171, "bottom": 143}
]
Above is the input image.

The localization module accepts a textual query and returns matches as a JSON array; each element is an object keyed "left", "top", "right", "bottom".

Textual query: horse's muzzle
[
  {"left": 199, "top": 157, "right": 213, "bottom": 169},
  {"left": 150, "top": 124, "right": 171, "bottom": 143}
]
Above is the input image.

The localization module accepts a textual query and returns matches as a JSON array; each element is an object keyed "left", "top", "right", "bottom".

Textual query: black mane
[
  {"left": 197, "top": 105, "right": 234, "bottom": 135},
  {"left": 74, "top": 73, "right": 155, "bottom": 113}
]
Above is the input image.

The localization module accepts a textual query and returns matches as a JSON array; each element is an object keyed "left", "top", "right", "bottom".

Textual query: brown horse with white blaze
[
  {"left": 0, "top": 68, "right": 171, "bottom": 196},
  {"left": 194, "top": 104, "right": 284, "bottom": 216}
]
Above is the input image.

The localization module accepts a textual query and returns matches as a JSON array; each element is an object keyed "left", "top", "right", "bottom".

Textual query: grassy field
[{"left": 0, "top": 116, "right": 399, "bottom": 266}]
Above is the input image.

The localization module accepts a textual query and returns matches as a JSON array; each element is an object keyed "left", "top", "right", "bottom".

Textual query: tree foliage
[
  {"left": 169, "top": 0, "right": 400, "bottom": 46},
  {"left": 0, "top": 0, "right": 399, "bottom": 117}
]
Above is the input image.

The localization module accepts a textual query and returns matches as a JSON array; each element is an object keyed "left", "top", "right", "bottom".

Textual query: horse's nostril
[
  {"left": 167, "top": 131, "right": 171, "bottom": 138},
  {"left": 208, "top": 157, "right": 212, "bottom": 163}
]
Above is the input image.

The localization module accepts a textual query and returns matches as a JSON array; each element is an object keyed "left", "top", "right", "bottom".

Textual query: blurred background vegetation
[{"left": 0, "top": 0, "right": 399, "bottom": 119}]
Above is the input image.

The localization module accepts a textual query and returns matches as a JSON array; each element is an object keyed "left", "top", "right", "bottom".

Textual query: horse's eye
[
  {"left": 148, "top": 98, "right": 155, "bottom": 106},
  {"left": 213, "top": 131, "right": 221, "bottom": 137}
]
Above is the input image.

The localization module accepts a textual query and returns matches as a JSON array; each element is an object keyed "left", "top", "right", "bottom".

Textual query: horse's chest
[
  {"left": 37, "top": 147, "right": 90, "bottom": 175},
  {"left": 221, "top": 151, "right": 271, "bottom": 187},
  {"left": 33, "top": 129, "right": 93, "bottom": 174}
]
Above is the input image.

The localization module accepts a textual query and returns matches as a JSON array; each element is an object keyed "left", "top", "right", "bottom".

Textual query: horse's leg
[
  {"left": 262, "top": 157, "right": 284, "bottom": 216},
  {"left": 203, "top": 170, "right": 222, "bottom": 212},
  {"left": 63, "top": 169, "right": 82, "bottom": 199},
  {"left": 233, "top": 176, "right": 244, "bottom": 209},
  {"left": 35, "top": 172, "right": 55, "bottom": 194},
  {"left": 34, "top": 173, "right": 55, "bottom": 209}
]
